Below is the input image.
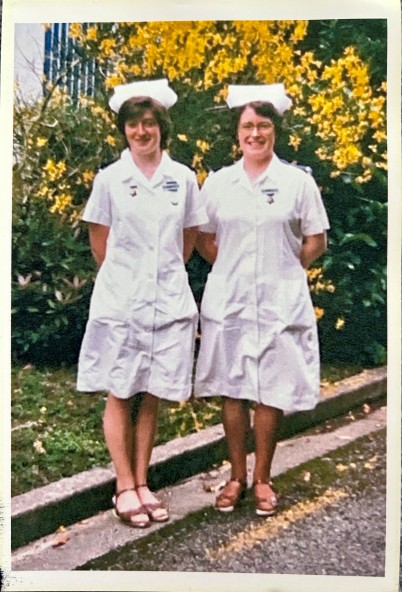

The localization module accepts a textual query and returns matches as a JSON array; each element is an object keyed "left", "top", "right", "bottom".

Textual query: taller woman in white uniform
[
  {"left": 77, "top": 80, "right": 206, "bottom": 527},
  {"left": 195, "top": 84, "right": 329, "bottom": 516}
]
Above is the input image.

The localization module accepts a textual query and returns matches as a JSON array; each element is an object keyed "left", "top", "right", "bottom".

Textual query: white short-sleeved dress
[
  {"left": 77, "top": 149, "right": 207, "bottom": 401},
  {"left": 194, "top": 154, "right": 330, "bottom": 412}
]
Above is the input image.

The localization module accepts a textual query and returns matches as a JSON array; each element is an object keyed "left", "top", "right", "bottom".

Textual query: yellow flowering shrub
[
  {"left": 12, "top": 19, "right": 387, "bottom": 365},
  {"left": 69, "top": 20, "right": 386, "bottom": 191},
  {"left": 304, "top": 47, "right": 386, "bottom": 182}
]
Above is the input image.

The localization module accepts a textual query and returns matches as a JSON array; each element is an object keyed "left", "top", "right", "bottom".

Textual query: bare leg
[
  {"left": 213, "top": 396, "right": 250, "bottom": 507},
  {"left": 132, "top": 392, "right": 159, "bottom": 486},
  {"left": 252, "top": 403, "right": 283, "bottom": 515},
  {"left": 132, "top": 392, "right": 168, "bottom": 519},
  {"left": 252, "top": 403, "right": 283, "bottom": 482},
  {"left": 103, "top": 393, "right": 146, "bottom": 519},
  {"left": 222, "top": 397, "right": 250, "bottom": 481},
  {"left": 104, "top": 393, "right": 135, "bottom": 490}
]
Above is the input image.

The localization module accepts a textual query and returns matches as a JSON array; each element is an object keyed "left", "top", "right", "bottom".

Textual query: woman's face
[
  {"left": 237, "top": 105, "right": 276, "bottom": 163},
  {"left": 124, "top": 108, "right": 162, "bottom": 157}
]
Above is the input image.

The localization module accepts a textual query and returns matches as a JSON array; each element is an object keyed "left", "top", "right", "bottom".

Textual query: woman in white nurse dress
[
  {"left": 77, "top": 80, "right": 206, "bottom": 527},
  {"left": 195, "top": 83, "right": 329, "bottom": 516}
]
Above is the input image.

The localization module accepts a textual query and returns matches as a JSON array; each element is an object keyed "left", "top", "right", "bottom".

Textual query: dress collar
[
  {"left": 119, "top": 149, "right": 175, "bottom": 187},
  {"left": 231, "top": 153, "right": 283, "bottom": 187}
]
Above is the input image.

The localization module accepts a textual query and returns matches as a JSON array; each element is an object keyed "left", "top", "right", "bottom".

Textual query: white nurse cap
[
  {"left": 109, "top": 78, "right": 178, "bottom": 113},
  {"left": 226, "top": 83, "right": 292, "bottom": 115}
]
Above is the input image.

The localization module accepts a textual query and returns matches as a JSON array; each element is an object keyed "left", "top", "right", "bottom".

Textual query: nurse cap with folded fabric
[
  {"left": 109, "top": 78, "right": 178, "bottom": 113},
  {"left": 226, "top": 82, "right": 292, "bottom": 115}
]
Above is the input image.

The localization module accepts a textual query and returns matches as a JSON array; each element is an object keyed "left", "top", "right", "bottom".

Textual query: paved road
[{"left": 81, "top": 428, "right": 386, "bottom": 576}]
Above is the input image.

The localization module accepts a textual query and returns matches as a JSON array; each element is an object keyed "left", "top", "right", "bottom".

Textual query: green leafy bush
[
  {"left": 12, "top": 89, "right": 120, "bottom": 365},
  {"left": 317, "top": 172, "right": 387, "bottom": 365},
  {"left": 12, "top": 200, "right": 93, "bottom": 365}
]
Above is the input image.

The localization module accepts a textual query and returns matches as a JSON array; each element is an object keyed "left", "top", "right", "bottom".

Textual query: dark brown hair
[
  {"left": 117, "top": 97, "right": 172, "bottom": 150},
  {"left": 233, "top": 101, "right": 283, "bottom": 138}
]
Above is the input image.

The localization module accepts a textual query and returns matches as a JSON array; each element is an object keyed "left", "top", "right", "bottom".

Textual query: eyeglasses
[{"left": 239, "top": 122, "right": 274, "bottom": 132}]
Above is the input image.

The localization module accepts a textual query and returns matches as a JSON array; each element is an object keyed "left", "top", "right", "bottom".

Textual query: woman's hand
[
  {"left": 195, "top": 232, "right": 218, "bottom": 265},
  {"left": 89, "top": 223, "right": 110, "bottom": 270},
  {"left": 300, "top": 232, "right": 327, "bottom": 269}
]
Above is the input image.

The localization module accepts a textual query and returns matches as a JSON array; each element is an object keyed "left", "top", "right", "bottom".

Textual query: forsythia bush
[{"left": 12, "top": 19, "right": 387, "bottom": 365}]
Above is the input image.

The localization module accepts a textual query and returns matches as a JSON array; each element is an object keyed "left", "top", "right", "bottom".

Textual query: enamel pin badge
[
  {"left": 129, "top": 184, "right": 138, "bottom": 197},
  {"left": 261, "top": 187, "right": 279, "bottom": 204}
]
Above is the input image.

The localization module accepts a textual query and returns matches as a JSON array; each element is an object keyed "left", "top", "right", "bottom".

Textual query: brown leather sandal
[
  {"left": 136, "top": 484, "right": 170, "bottom": 523},
  {"left": 112, "top": 488, "right": 151, "bottom": 528},
  {"left": 215, "top": 478, "right": 247, "bottom": 513},
  {"left": 253, "top": 480, "right": 278, "bottom": 517}
]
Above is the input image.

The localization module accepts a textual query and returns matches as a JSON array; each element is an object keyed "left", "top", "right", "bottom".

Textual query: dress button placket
[{"left": 140, "top": 220, "right": 158, "bottom": 334}]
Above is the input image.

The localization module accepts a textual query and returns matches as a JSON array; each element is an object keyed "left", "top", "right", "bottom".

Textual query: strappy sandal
[
  {"left": 215, "top": 478, "right": 247, "bottom": 513},
  {"left": 136, "top": 484, "right": 170, "bottom": 523},
  {"left": 112, "top": 487, "right": 151, "bottom": 528},
  {"left": 253, "top": 479, "right": 278, "bottom": 517}
]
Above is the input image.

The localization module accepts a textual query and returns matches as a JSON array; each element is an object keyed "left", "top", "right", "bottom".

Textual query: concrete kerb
[{"left": 11, "top": 366, "right": 387, "bottom": 549}]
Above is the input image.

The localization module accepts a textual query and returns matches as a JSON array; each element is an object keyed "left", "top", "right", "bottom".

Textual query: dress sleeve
[
  {"left": 300, "top": 174, "right": 330, "bottom": 236},
  {"left": 183, "top": 170, "right": 209, "bottom": 228},
  {"left": 82, "top": 169, "right": 112, "bottom": 226},
  {"left": 198, "top": 172, "right": 218, "bottom": 234}
]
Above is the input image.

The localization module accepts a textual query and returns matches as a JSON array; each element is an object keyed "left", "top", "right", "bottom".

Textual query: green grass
[{"left": 11, "top": 362, "right": 364, "bottom": 496}]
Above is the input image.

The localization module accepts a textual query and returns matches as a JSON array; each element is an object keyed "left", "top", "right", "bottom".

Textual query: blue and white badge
[
  {"left": 162, "top": 179, "right": 180, "bottom": 205},
  {"left": 163, "top": 180, "right": 179, "bottom": 192}
]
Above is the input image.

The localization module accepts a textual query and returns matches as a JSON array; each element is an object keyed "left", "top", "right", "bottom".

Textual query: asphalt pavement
[
  {"left": 8, "top": 370, "right": 399, "bottom": 592},
  {"left": 11, "top": 400, "right": 389, "bottom": 574},
  {"left": 79, "top": 425, "right": 386, "bottom": 575}
]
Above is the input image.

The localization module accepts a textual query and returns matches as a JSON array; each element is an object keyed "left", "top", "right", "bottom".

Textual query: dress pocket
[
  {"left": 281, "top": 276, "right": 315, "bottom": 328},
  {"left": 160, "top": 269, "right": 198, "bottom": 321}
]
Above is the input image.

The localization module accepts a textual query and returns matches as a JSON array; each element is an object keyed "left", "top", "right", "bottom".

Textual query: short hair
[
  {"left": 117, "top": 97, "right": 172, "bottom": 150},
  {"left": 233, "top": 101, "right": 283, "bottom": 138}
]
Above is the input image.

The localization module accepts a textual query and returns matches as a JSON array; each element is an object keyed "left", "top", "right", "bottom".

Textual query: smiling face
[
  {"left": 118, "top": 97, "right": 172, "bottom": 154},
  {"left": 237, "top": 105, "right": 276, "bottom": 164},
  {"left": 124, "top": 109, "right": 162, "bottom": 158}
]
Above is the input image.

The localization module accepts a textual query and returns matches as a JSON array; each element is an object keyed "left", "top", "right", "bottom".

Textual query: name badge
[
  {"left": 162, "top": 180, "right": 180, "bottom": 205},
  {"left": 162, "top": 180, "right": 179, "bottom": 192}
]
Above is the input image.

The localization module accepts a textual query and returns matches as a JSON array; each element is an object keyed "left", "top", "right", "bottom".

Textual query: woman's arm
[
  {"left": 195, "top": 232, "right": 218, "bottom": 265},
  {"left": 183, "top": 226, "right": 199, "bottom": 264},
  {"left": 300, "top": 232, "right": 327, "bottom": 269},
  {"left": 88, "top": 222, "right": 110, "bottom": 270}
]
